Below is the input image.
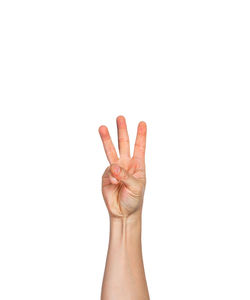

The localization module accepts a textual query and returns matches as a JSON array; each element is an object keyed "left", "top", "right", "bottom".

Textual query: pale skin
[{"left": 99, "top": 116, "right": 150, "bottom": 300}]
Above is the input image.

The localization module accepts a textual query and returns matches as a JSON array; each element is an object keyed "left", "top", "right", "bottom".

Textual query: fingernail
[
  {"left": 114, "top": 165, "right": 120, "bottom": 174},
  {"left": 111, "top": 176, "right": 119, "bottom": 184}
]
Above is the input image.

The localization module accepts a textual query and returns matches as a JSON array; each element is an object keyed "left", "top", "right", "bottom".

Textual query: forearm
[{"left": 101, "top": 214, "right": 149, "bottom": 300}]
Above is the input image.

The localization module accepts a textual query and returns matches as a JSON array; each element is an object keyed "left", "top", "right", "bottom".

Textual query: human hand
[{"left": 99, "top": 116, "right": 147, "bottom": 220}]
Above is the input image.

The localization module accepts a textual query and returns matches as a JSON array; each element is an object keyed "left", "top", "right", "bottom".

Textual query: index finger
[
  {"left": 133, "top": 121, "right": 147, "bottom": 162},
  {"left": 99, "top": 125, "right": 119, "bottom": 164}
]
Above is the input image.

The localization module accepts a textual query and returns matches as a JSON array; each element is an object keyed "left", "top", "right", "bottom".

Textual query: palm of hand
[
  {"left": 102, "top": 158, "right": 146, "bottom": 217},
  {"left": 99, "top": 116, "right": 147, "bottom": 218}
]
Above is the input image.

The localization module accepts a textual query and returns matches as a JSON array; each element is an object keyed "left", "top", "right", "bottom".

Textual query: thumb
[{"left": 110, "top": 164, "right": 137, "bottom": 189}]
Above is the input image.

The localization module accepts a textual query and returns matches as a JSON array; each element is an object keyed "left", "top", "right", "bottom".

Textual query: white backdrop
[{"left": 0, "top": 0, "right": 250, "bottom": 299}]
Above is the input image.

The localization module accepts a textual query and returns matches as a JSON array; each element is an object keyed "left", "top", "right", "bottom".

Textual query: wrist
[
  {"left": 110, "top": 210, "right": 142, "bottom": 224},
  {"left": 109, "top": 213, "right": 142, "bottom": 242}
]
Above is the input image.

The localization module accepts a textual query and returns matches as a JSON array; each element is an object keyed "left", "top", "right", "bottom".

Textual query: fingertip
[
  {"left": 139, "top": 121, "right": 147, "bottom": 127},
  {"left": 116, "top": 115, "right": 126, "bottom": 121},
  {"left": 138, "top": 121, "right": 147, "bottom": 133},
  {"left": 99, "top": 125, "right": 107, "bottom": 133},
  {"left": 116, "top": 115, "right": 127, "bottom": 128},
  {"left": 99, "top": 126, "right": 109, "bottom": 139}
]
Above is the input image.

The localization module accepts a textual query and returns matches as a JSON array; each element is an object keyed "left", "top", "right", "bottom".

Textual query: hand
[{"left": 99, "top": 116, "right": 147, "bottom": 219}]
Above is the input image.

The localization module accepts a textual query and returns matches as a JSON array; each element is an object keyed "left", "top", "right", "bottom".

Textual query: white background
[{"left": 0, "top": 0, "right": 250, "bottom": 299}]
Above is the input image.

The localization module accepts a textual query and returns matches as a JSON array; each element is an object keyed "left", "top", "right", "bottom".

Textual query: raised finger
[
  {"left": 116, "top": 115, "right": 130, "bottom": 158},
  {"left": 99, "top": 125, "right": 119, "bottom": 164},
  {"left": 133, "top": 121, "right": 147, "bottom": 162}
]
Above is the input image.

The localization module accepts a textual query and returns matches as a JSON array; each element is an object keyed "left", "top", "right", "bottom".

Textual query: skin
[{"left": 99, "top": 116, "right": 150, "bottom": 300}]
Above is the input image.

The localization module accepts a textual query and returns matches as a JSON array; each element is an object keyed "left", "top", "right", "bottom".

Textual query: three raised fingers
[{"left": 99, "top": 117, "right": 147, "bottom": 164}]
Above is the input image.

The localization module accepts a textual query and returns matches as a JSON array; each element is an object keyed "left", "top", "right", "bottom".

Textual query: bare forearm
[{"left": 101, "top": 215, "right": 149, "bottom": 300}]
